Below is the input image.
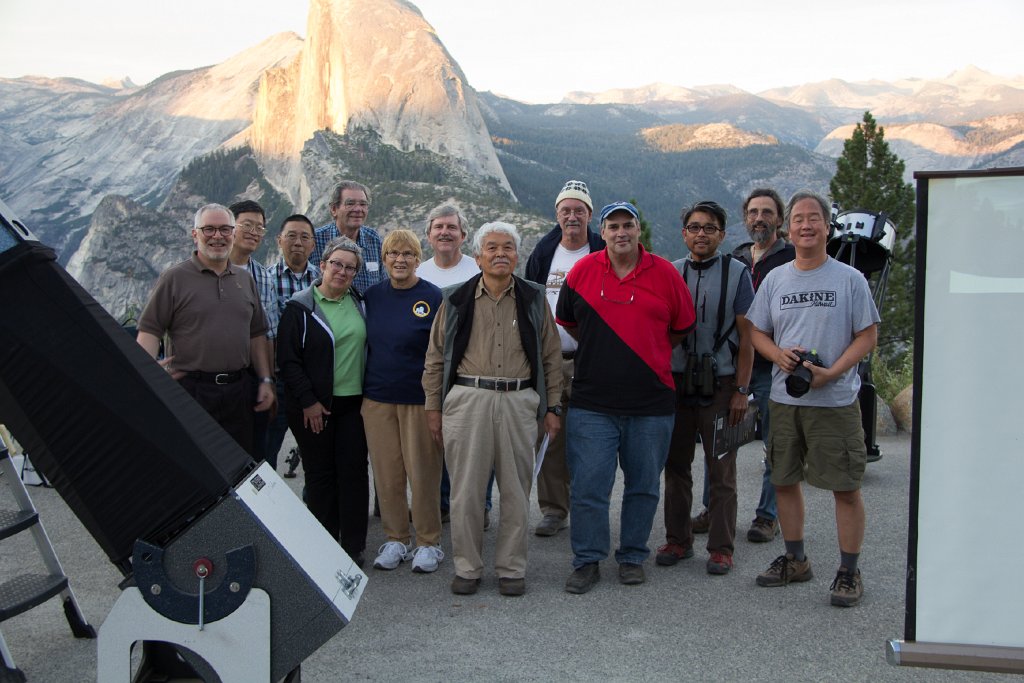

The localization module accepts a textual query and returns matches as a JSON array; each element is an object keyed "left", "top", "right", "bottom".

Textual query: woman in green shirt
[{"left": 278, "top": 236, "right": 369, "bottom": 566}]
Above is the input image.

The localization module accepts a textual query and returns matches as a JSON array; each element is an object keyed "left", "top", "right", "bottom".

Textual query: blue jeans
[
  {"left": 697, "top": 363, "right": 776, "bottom": 521},
  {"left": 566, "top": 407, "right": 673, "bottom": 568}
]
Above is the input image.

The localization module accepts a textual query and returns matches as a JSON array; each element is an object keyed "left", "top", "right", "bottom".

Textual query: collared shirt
[
  {"left": 242, "top": 257, "right": 277, "bottom": 340},
  {"left": 137, "top": 253, "right": 267, "bottom": 373},
  {"left": 456, "top": 278, "right": 531, "bottom": 380},
  {"left": 556, "top": 245, "right": 695, "bottom": 416},
  {"left": 266, "top": 260, "right": 321, "bottom": 339},
  {"left": 311, "top": 223, "right": 384, "bottom": 295}
]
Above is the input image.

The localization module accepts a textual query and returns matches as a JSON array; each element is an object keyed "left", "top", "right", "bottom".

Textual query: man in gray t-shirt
[{"left": 745, "top": 191, "right": 880, "bottom": 608}]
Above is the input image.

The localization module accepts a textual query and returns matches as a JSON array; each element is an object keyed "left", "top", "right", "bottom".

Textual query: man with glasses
[
  {"left": 137, "top": 203, "right": 275, "bottom": 455},
  {"left": 555, "top": 201, "right": 695, "bottom": 594},
  {"left": 228, "top": 200, "right": 278, "bottom": 466},
  {"left": 524, "top": 180, "right": 605, "bottom": 538},
  {"left": 262, "top": 214, "right": 322, "bottom": 468},
  {"left": 310, "top": 180, "right": 383, "bottom": 295},
  {"left": 745, "top": 190, "right": 879, "bottom": 607},
  {"left": 657, "top": 201, "right": 754, "bottom": 575},
  {"left": 693, "top": 190, "right": 796, "bottom": 542}
]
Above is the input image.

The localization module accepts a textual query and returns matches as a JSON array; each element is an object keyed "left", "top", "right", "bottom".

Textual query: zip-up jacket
[
  {"left": 277, "top": 281, "right": 366, "bottom": 413},
  {"left": 525, "top": 224, "right": 606, "bottom": 284}
]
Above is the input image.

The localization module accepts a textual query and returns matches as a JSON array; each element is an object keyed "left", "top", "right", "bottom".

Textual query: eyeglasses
[
  {"left": 684, "top": 223, "right": 723, "bottom": 235},
  {"left": 326, "top": 260, "right": 359, "bottom": 274},
  {"left": 341, "top": 200, "right": 369, "bottom": 209},
  {"left": 198, "top": 225, "right": 233, "bottom": 237},
  {"left": 385, "top": 250, "right": 418, "bottom": 261},
  {"left": 237, "top": 220, "right": 266, "bottom": 235},
  {"left": 281, "top": 231, "right": 313, "bottom": 242},
  {"left": 746, "top": 208, "right": 777, "bottom": 218},
  {"left": 558, "top": 207, "right": 589, "bottom": 218},
  {"left": 600, "top": 272, "right": 635, "bottom": 305}
]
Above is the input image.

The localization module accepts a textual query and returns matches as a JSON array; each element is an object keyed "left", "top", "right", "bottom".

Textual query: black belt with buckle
[
  {"left": 455, "top": 376, "right": 533, "bottom": 392},
  {"left": 562, "top": 352, "right": 575, "bottom": 360},
  {"left": 186, "top": 370, "right": 245, "bottom": 385}
]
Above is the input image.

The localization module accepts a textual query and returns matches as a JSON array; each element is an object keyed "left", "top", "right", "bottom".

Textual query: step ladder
[{"left": 0, "top": 431, "right": 95, "bottom": 682}]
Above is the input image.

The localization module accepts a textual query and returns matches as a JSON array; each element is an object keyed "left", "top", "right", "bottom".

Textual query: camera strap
[{"left": 682, "top": 254, "right": 736, "bottom": 354}]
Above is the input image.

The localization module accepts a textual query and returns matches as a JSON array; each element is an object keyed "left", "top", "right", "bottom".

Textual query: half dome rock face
[{"left": 250, "top": 0, "right": 511, "bottom": 199}]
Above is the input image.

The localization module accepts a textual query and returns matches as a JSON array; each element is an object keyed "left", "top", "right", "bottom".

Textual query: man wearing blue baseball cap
[{"left": 555, "top": 201, "right": 696, "bottom": 593}]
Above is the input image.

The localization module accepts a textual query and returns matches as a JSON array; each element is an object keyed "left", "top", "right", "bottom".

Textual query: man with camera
[
  {"left": 658, "top": 201, "right": 754, "bottom": 575},
  {"left": 745, "top": 190, "right": 880, "bottom": 607}
]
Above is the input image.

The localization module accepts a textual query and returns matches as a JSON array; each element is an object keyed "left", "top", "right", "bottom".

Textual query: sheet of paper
[{"left": 533, "top": 433, "right": 550, "bottom": 481}]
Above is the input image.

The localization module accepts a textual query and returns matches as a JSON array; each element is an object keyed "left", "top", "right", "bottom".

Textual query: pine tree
[
  {"left": 829, "top": 111, "right": 916, "bottom": 358},
  {"left": 629, "top": 197, "right": 654, "bottom": 253}
]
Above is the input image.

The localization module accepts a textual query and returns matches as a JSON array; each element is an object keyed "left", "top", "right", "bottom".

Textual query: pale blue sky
[{"left": 1, "top": 0, "right": 1020, "bottom": 103}]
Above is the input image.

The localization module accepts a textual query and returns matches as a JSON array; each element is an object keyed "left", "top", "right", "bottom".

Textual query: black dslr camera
[{"left": 786, "top": 349, "right": 825, "bottom": 398}]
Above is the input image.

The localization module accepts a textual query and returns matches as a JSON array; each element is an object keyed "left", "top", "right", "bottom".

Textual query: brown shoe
[
  {"left": 618, "top": 563, "right": 645, "bottom": 585},
  {"left": 691, "top": 508, "right": 710, "bottom": 534},
  {"left": 450, "top": 575, "right": 481, "bottom": 595},
  {"left": 830, "top": 568, "right": 863, "bottom": 607},
  {"left": 565, "top": 563, "right": 600, "bottom": 594},
  {"left": 535, "top": 514, "right": 568, "bottom": 537},
  {"left": 498, "top": 577, "right": 526, "bottom": 596},
  {"left": 747, "top": 516, "right": 779, "bottom": 543},
  {"left": 756, "top": 553, "right": 813, "bottom": 587}
]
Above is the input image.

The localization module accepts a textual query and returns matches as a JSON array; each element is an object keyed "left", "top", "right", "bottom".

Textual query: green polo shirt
[{"left": 313, "top": 286, "right": 366, "bottom": 396}]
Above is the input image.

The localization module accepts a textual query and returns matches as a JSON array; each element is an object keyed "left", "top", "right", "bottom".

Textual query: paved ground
[{"left": 0, "top": 432, "right": 1010, "bottom": 682}]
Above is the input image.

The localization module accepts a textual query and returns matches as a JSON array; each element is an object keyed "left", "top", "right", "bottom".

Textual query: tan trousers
[
  {"left": 361, "top": 399, "right": 443, "bottom": 547},
  {"left": 536, "top": 357, "right": 573, "bottom": 519},
  {"left": 442, "top": 383, "right": 539, "bottom": 579}
]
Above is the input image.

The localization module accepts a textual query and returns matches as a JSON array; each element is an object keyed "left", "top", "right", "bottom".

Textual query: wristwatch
[
  {"left": 260, "top": 376, "right": 275, "bottom": 385},
  {"left": 547, "top": 406, "right": 564, "bottom": 417},
  {"left": 736, "top": 386, "right": 751, "bottom": 396}
]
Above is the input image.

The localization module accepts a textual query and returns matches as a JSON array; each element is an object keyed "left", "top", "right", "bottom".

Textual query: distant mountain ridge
[{"left": 1, "top": 0, "right": 1021, "bottom": 317}]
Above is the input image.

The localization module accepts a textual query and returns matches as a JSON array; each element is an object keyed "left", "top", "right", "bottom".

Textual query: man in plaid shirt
[
  {"left": 310, "top": 180, "right": 384, "bottom": 295},
  {"left": 265, "top": 213, "right": 321, "bottom": 467}
]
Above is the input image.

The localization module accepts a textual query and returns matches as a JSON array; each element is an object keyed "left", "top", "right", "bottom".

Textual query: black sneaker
[
  {"left": 565, "top": 563, "right": 600, "bottom": 594},
  {"left": 830, "top": 568, "right": 863, "bottom": 607}
]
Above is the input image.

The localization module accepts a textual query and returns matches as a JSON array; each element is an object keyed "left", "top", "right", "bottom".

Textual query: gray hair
[
  {"left": 193, "top": 203, "right": 234, "bottom": 229},
  {"left": 321, "top": 236, "right": 364, "bottom": 272},
  {"left": 424, "top": 203, "right": 468, "bottom": 237},
  {"left": 472, "top": 222, "right": 521, "bottom": 256},
  {"left": 785, "top": 190, "right": 830, "bottom": 228},
  {"left": 328, "top": 180, "right": 371, "bottom": 208}
]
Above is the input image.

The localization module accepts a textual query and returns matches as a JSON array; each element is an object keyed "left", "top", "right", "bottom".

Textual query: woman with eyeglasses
[
  {"left": 359, "top": 230, "right": 446, "bottom": 573},
  {"left": 278, "top": 236, "right": 369, "bottom": 566}
]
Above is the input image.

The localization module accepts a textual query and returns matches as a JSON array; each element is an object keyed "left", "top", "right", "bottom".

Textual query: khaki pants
[
  {"left": 442, "top": 384, "right": 539, "bottom": 579},
  {"left": 361, "top": 399, "right": 443, "bottom": 547},
  {"left": 536, "top": 357, "right": 573, "bottom": 519}
]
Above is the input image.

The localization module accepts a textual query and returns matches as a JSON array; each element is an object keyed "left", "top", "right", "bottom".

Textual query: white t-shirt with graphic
[{"left": 546, "top": 243, "right": 591, "bottom": 353}]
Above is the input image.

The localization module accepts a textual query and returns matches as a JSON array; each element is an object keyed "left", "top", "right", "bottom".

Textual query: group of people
[{"left": 136, "top": 177, "right": 879, "bottom": 608}]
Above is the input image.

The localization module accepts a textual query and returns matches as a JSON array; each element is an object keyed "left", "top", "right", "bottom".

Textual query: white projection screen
[{"left": 887, "top": 167, "right": 1024, "bottom": 673}]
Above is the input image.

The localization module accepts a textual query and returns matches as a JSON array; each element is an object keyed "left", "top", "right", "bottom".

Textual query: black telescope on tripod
[
  {"left": 0, "top": 197, "right": 367, "bottom": 682},
  {"left": 826, "top": 205, "right": 898, "bottom": 462}
]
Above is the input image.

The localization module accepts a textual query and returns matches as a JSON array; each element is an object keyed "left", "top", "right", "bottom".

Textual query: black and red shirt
[{"left": 556, "top": 246, "right": 695, "bottom": 415}]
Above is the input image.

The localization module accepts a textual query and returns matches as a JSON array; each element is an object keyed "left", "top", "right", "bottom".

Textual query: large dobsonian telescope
[{"left": 0, "top": 198, "right": 367, "bottom": 682}]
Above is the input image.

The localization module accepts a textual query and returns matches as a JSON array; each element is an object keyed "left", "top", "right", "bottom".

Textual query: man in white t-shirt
[
  {"left": 416, "top": 203, "right": 492, "bottom": 528},
  {"left": 417, "top": 204, "right": 480, "bottom": 288},
  {"left": 524, "top": 180, "right": 605, "bottom": 537}
]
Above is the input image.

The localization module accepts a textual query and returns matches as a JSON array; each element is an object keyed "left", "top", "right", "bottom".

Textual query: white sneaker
[
  {"left": 373, "top": 541, "right": 409, "bottom": 570},
  {"left": 411, "top": 545, "right": 445, "bottom": 573}
]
